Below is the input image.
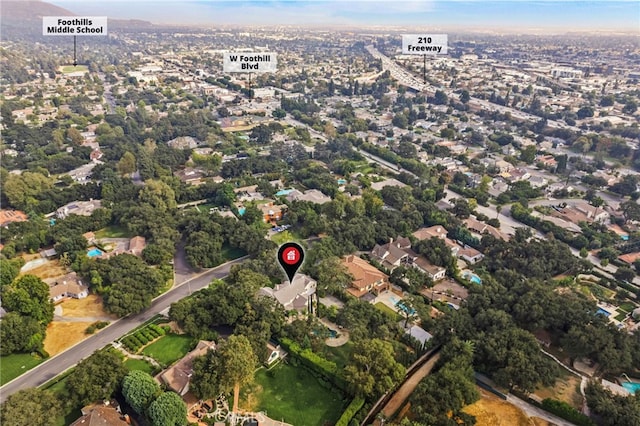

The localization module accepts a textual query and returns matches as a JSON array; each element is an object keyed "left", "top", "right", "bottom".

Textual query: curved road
[{"left": 0, "top": 258, "right": 246, "bottom": 403}]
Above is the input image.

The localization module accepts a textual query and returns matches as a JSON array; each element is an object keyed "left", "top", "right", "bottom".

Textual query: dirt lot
[
  {"left": 44, "top": 321, "right": 94, "bottom": 356},
  {"left": 19, "top": 259, "right": 67, "bottom": 280},
  {"left": 463, "top": 389, "right": 536, "bottom": 426},
  {"left": 533, "top": 371, "right": 583, "bottom": 409},
  {"left": 431, "top": 278, "right": 469, "bottom": 299},
  {"left": 59, "top": 294, "right": 115, "bottom": 319}
]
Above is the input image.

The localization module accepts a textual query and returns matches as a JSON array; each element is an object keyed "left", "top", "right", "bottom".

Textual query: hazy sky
[{"left": 52, "top": 1, "right": 640, "bottom": 31}]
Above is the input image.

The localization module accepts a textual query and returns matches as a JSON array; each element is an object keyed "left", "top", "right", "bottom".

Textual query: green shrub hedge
[
  {"left": 336, "top": 397, "right": 365, "bottom": 426},
  {"left": 541, "top": 398, "right": 595, "bottom": 426}
]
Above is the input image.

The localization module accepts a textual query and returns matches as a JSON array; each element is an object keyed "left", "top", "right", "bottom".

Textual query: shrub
[
  {"left": 85, "top": 325, "right": 97, "bottom": 334},
  {"left": 336, "top": 397, "right": 365, "bottom": 426},
  {"left": 541, "top": 398, "right": 595, "bottom": 426}
]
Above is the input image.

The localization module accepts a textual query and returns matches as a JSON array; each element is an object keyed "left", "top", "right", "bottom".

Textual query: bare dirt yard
[
  {"left": 463, "top": 389, "right": 536, "bottom": 426},
  {"left": 59, "top": 294, "right": 115, "bottom": 319},
  {"left": 44, "top": 321, "right": 94, "bottom": 356},
  {"left": 533, "top": 369, "right": 583, "bottom": 409},
  {"left": 19, "top": 258, "right": 67, "bottom": 280}
]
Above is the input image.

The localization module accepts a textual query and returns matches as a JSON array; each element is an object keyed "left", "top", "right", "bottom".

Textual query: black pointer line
[{"left": 73, "top": 35, "right": 77, "bottom": 66}]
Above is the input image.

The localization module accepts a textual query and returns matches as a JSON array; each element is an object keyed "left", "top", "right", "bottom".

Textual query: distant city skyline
[{"left": 51, "top": 0, "right": 640, "bottom": 32}]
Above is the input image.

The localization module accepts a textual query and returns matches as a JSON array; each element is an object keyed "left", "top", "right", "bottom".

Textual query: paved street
[{"left": 0, "top": 257, "right": 246, "bottom": 403}]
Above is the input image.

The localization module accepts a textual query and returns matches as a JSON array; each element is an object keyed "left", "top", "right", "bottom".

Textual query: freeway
[{"left": 0, "top": 257, "right": 246, "bottom": 403}]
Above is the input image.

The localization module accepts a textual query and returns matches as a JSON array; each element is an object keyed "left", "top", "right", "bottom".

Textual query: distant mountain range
[{"left": 1, "top": 1, "right": 153, "bottom": 39}]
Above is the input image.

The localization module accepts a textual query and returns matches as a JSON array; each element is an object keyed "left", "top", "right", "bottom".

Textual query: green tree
[
  {"left": 2, "top": 171, "right": 53, "bottom": 210},
  {"left": 0, "top": 388, "right": 62, "bottom": 426},
  {"left": 520, "top": 145, "right": 537, "bottom": 164},
  {"left": 218, "top": 335, "right": 258, "bottom": 411},
  {"left": 139, "top": 179, "right": 177, "bottom": 212},
  {"left": 117, "top": 151, "right": 137, "bottom": 176},
  {"left": 3, "top": 275, "right": 54, "bottom": 324},
  {"left": 344, "top": 338, "right": 406, "bottom": 398},
  {"left": 147, "top": 392, "right": 187, "bottom": 426},
  {"left": 0, "top": 313, "right": 45, "bottom": 355},
  {"left": 191, "top": 349, "right": 222, "bottom": 400},
  {"left": 122, "top": 370, "right": 160, "bottom": 415},
  {"left": 66, "top": 349, "right": 127, "bottom": 405}
]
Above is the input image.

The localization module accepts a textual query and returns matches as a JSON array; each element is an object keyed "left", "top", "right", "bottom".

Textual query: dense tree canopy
[{"left": 0, "top": 388, "right": 62, "bottom": 426}]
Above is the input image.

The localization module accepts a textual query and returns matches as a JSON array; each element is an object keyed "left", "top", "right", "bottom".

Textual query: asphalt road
[{"left": 0, "top": 258, "right": 245, "bottom": 403}]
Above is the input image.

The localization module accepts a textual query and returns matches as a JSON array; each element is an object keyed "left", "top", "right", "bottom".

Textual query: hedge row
[
  {"left": 279, "top": 338, "right": 346, "bottom": 390},
  {"left": 121, "top": 324, "right": 166, "bottom": 352},
  {"left": 336, "top": 397, "right": 365, "bottom": 426},
  {"left": 541, "top": 398, "right": 595, "bottom": 426}
]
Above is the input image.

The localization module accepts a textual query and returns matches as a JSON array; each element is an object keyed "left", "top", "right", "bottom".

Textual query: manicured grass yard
[
  {"left": 323, "top": 341, "right": 354, "bottom": 370},
  {"left": 95, "top": 225, "right": 133, "bottom": 239},
  {"left": 619, "top": 301, "right": 636, "bottom": 313},
  {"left": 0, "top": 353, "right": 44, "bottom": 385},
  {"left": 142, "top": 334, "right": 195, "bottom": 366},
  {"left": 124, "top": 358, "right": 156, "bottom": 374},
  {"left": 250, "top": 363, "right": 344, "bottom": 426},
  {"left": 375, "top": 302, "right": 401, "bottom": 320},
  {"left": 60, "top": 65, "right": 88, "bottom": 74}
]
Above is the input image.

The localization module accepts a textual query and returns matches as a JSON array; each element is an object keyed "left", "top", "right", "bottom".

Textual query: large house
[
  {"left": 70, "top": 402, "right": 129, "bottom": 426},
  {"left": 342, "top": 255, "right": 390, "bottom": 299},
  {"left": 45, "top": 272, "right": 88, "bottom": 302},
  {"left": 286, "top": 189, "right": 332, "bottom": 204},
  {"left": 56, "top": 200, "right": 102, "bottom": 219},
  {"left": 259, "top": 274, "right": 317, "bottom": 311},
  {"left": 370, "top": 237, "right": 447, "bottom": 281},
  {"left": 159, "top": 340, "right": 216, "bottom": 396}
]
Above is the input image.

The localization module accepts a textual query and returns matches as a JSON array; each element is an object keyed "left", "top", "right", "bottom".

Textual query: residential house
[
  {"left": 259, "top": 202, "right": 286, "bottom": 224},
  {"left": 160, "top": 340, "right": 216, "bottom": 396},
  {"left": 619, "top": 252, "right": 640, "bottom": 266},
  {"left": 370, "top": 237, "right": 412, "bottom": 271},
  {"left": 129, "top": 236, "right": 147, "bottom": 256},
  {"left": 70, "top": 402, "right": 129, "bottom": 426},
  {"left": 167, "top": 136, "right": 199, "bottom": 149},
  {"left": 458, "top": 246, "right": 485, "bottom": 264},
  {"left": 342, "top": 255, "right": 390, "bottom": 299},
  {"left": 174, "top": 167, "right": 207, "bottom": 186},
  {"left": 46, "top": 272, "right": 88, "bottom": 302},
  {"left": 412, "top": 225, "right": 448, "bottom": 241},
  {"left": 370, "top": 178, "right": 407, "bottom": 191},
  {"left": 407, "top": 254, "right": 447, "bottom": 281},
  {"left": 56, "top": 200, "right": 102, "bottom": 219},
  {"left": 536, "top": 155, "right": 557, "bottom": 168},
  {"left": 0, "top": 210, "right": 28, "bottom": 227},
  {"left": 258, "top": 274, "right": 316, "bottom": 312},
  {"left": 286, "top": 189, "right": 332, "bottom": 204}
]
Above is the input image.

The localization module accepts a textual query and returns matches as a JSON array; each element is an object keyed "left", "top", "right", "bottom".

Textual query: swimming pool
[
  {"left": 337, "top": 179, "right": 346, "bottom": 185},
  {"left": 596, "top": 307, "right": 612, "bottom": 317},
  {"left": 327, "top": 328, "right": 338, "bottom": 338},
  {"left": 275, "top": 189, "right": 294, "bottom": 196},
  {"left": 238, "top": 207, "right": 246, "bottom": 216},
  {"left": 396, "top": 301, "right": 416, "bottom": 315},
  {"left": 463, "top": 271, "right": 482, "bottom": 285},
  {"left": 622, "top": 382, "right": 640, "bottom": 394},
  {"left": 87, "top": 248, "right": 104, "bottom": 258}
]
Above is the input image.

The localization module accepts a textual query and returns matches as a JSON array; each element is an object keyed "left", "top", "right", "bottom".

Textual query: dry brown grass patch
[{"left": 44, "top": 321, "right": 94, "bottom": 356}]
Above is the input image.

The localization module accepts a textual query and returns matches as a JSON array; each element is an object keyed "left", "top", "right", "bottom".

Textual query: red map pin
[{"left": 277, "top": 242, "right": 304, "bottom": 283}]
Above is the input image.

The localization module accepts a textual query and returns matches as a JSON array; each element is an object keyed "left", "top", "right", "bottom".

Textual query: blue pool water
[
  {"left": 337, "top": 179, "right": 346, "bottom": 185},
  {"left": 328, "top": 328, "right": 338, "bottom": 338},
  {"left": 596, "top": 307, "right": 612, "bottom": 317},
  {"left": 463, "top": 272, "right": 482, "bottom": 285},
  {"left": 396, "top": 301, "right": 416, "bottom": 315},
  {"left": 87, "top": 248, "right": 104, "bottom": 258},
  {"left": 622, "top": 382, "right": 640, "bottom": 394},
  {"left": 238, "top": 207, "right": 246, "bottom": 216},
  {"left": 275, "top": 189, "right": 294, "bottom": 196}
]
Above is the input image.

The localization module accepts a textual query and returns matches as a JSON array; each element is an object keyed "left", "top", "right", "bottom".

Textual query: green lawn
[
  {"left": 615, "top": 312, "right": 629, "bottom": 322},
  {"left": 95, "top": 225, "right": 133, "bottom": 239},
  {"left": 250, "top": 363, "right": 344, "bottom": 425},
  {"left": 60, "top": 65, "right": 88, "bottom": 74},
  {"left": 323, "top": 341, "right": 354, "bottom": 370},
  {"left": 124, "top": 358, "right": 156, "bottom": 374},
  {"left": 142, "top": 334, "right": 195, "bottom": 366},
  {"left": 618, "top": 301, "right": 636, "bottom": 313},
  {"left": 375, "top": 302, "right": 401, "bottom": 320},
  {"left": 0, "top": 353, "right": 44, "bottom": 385}
]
